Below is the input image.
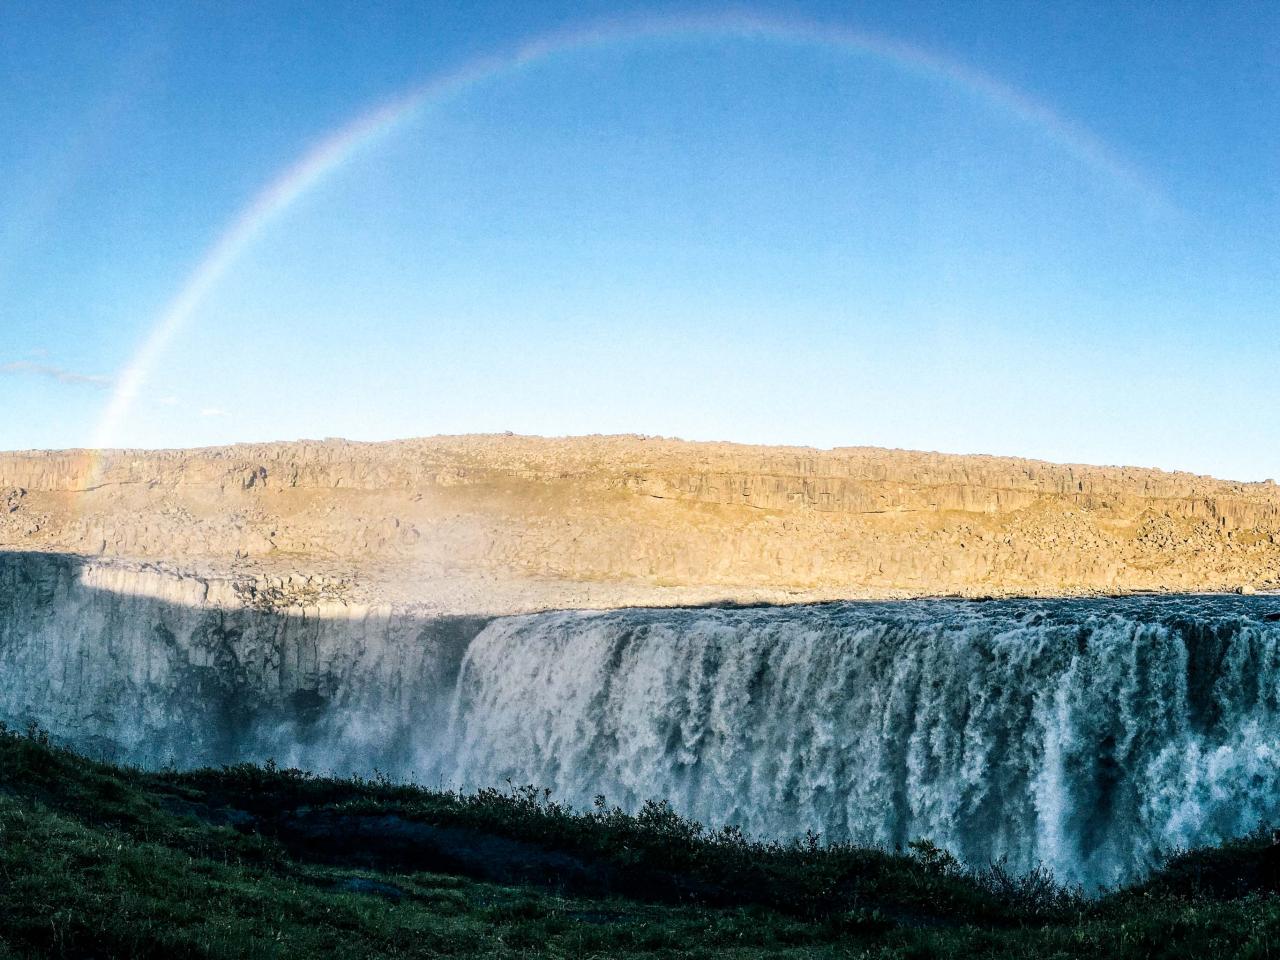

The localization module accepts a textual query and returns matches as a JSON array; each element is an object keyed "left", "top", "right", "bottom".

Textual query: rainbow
[{"left": 90, "top": 10, "right": 1172, "bottom": 461}]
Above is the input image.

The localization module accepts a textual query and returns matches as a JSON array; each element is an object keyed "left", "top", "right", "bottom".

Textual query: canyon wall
[{"left": 1, "top": 435, "right": 1277, "bottom": 609}]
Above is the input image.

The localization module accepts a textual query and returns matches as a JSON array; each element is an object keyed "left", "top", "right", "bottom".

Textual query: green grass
[{"left": 2, "top": 724, "right": 1280, "bottom": 958}]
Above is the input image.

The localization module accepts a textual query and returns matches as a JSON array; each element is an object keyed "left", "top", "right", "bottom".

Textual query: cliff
[{"left": 2, "top": 434, "right": 1278, "bottom": 611}]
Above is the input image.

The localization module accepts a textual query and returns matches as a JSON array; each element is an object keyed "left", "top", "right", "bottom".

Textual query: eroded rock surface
[{"left": 1, "top": 434, "right": 1278, "bottom": 610}]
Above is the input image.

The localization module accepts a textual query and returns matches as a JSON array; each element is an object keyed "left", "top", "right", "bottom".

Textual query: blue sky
[{"left": 1, "top": 1, "right": 1276, "bottom": 479}]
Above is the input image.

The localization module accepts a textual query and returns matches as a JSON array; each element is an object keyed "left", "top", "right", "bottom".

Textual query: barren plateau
[{"left": 2, "top": 434, "right": 1276, "bottom": 615}]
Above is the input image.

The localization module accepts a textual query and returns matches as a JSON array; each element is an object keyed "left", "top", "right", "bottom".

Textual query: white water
[
  {"left": 445, "top": 599, "right": 1280, "bottom": 888},
  {"left": 4, "top": 556, "right": 1279, "bottom": 889}
]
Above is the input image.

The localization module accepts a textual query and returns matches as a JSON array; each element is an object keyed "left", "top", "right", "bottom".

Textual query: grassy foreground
[{"left": 1, "top": 726, "right": 1279, "bottom": 958}]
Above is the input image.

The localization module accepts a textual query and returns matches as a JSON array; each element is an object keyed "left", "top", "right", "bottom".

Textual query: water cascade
[
  {"left": 4, "top": 554, "right": 1280, "bottom": 887},
  {"left": 447, "top": 599, "right": 1280, "bottom": 887}
]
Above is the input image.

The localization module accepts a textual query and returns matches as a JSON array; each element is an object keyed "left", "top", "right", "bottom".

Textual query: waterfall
[
  {"left": 445, "top": 598, "right": 1280, "bottom": 888},
  {"left": 4, "top": 553, "right": 1279, "bottom": 889}
]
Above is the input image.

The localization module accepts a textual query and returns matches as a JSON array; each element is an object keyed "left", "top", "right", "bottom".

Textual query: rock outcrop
[{"left": 1, "top": 434, "right": 1277, "bottom": 611}]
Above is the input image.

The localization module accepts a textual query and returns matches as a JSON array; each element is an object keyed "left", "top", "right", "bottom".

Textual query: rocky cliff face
[{"left": 1, "top": 435, "right": 1278, "bottom": 609}]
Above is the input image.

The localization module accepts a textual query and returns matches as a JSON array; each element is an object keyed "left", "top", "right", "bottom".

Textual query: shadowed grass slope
[{"left": 2, "top": 725, "right": 1280, "bottom": 958}]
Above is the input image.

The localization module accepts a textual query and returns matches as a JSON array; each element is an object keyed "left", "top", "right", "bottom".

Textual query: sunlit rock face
[
  {"left": 4, "top": 551, "right": 1280, "bottom": 889},
  {"left": 3, "top": 435, "right": 1280, "bottom": 609}
]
